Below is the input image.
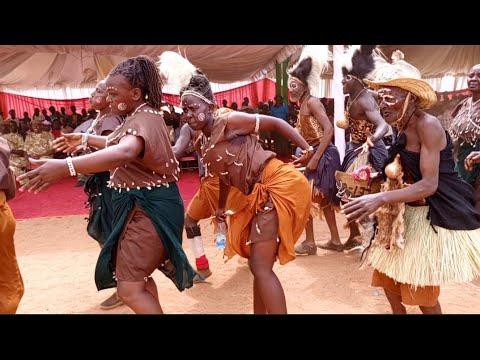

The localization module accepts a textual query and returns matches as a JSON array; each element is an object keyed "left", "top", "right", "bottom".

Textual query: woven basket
[{"left": 335, "top": 170, "right": 382, "bottom": 199}]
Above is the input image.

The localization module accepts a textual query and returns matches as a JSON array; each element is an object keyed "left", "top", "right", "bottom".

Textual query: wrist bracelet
[
  {"left": 81, "top": 132, "right": 89, "bottom": 151},
  {"left": 66, "top": 156, "right": 77, "bottom": 176},
  {"left": 254, "top": 114, "right": 260, "bottom": 134},
  {"left": 301, "top": 145, "right": 314, "bottom": 156}
]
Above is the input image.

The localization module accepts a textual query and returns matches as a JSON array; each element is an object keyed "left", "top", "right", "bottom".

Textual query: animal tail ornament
[{"left": 157, "top": 51, "right": 198, "bottom": 89}]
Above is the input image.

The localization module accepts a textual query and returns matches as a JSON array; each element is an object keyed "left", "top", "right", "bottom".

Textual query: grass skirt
[{"left": 368, "top": 205, "right": 480, "bottom": 287}]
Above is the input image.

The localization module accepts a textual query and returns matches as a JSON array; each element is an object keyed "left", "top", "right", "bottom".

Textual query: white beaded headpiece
[{"left": 181, "top": 90, "right": 215, "bottom": 105}]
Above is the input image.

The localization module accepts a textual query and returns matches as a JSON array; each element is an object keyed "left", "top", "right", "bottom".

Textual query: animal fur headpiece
[
  {"left": 340, "top": 45, "right": 378, "bottom": 84},
  {"left": 287, "top": 45, "right": 330, "bottom": 96},
  {"left": 157, "top": 51, "right": 216, "bottom": 106}
]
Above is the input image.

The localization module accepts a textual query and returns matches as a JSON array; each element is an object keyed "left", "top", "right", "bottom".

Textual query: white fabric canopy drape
[
  {"left": 1, "top": 45, "right": 477, "bottom": 97},
  {"left": 0, "top": 45, "right": 303, "bottom": 88}
]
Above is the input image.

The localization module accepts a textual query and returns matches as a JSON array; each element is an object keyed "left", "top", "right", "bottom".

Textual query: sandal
[
  {"left": 316, "top": 241, "right": 344, "bottom": 252},
  {"left": 294, "top": 241, "right": 317, "bottom": 255},
  {"left": 193, "top": 267, "right": 212, "bottom": 283}
]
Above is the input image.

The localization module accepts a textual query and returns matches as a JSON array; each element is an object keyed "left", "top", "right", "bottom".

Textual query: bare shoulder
[
  {"left": 366, "top": 88, "right": 379, "bottom": 100},
  {"left": 358, "top": 91, "right": 378, "bottom": 110},
  {"left": 226, "top": 110, "right": 252, "bottom": 123},
  {"left": 307, "top": 96, "right": 322, "bottom": 105},
  {"left": 419, "top": 112, "right": 443, "bottom": 130},
  {"left": 417, "top": 112, "right": 445, "bottom": 145}
]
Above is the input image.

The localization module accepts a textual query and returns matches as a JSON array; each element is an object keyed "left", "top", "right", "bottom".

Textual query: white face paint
[
  {"left": 95, "top": 98, "right": 102, "bottom": 104},
  {"left": 198, "top": 113, "right": 205, "bottom": 122},
  {"left": 378, "top": 89, "right": 398, "bottom": 106},
  {"left": 118, "top": 103, "right": 127, "bottom": 111},
  {"left": 288, "top": 78, "right": 306, "bottom": 103}
]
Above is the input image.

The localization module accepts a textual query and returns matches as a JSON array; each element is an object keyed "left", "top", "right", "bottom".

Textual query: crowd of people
[{"left": 2, "top": 47, "right": 480, "bottom": 315}]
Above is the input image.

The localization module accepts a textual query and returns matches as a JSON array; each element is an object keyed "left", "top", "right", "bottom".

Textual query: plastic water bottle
[{"left": 216, "top": 221, "right": 227, "bottom": 250}]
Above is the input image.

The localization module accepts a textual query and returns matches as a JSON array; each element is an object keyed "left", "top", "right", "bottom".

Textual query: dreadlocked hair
[
  {"left": 109, "top": 55, "right": 163, "bottom": 110},
  {"left": 181, "top": 71, "right": 215, "bottom": 104},
  {"left": 341, "top": 45, "right": 377, "bottom": 80}
]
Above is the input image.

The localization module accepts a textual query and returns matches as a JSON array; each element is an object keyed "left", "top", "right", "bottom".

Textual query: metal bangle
[{"left": 301, "top": 145, "right": 314, "bottom": 155}]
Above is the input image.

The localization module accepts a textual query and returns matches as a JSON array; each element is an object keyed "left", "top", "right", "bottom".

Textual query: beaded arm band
[
  {"left": 254, "top": 114, "right": 260, "bottom": 134},
  {"left": 66, "top": 156, "right": 77, "bottom": 176}
]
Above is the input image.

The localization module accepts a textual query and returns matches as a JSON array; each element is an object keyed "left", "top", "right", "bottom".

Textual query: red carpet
[{"left": 9, "top": 171, "right": 201, "bottom": 220}]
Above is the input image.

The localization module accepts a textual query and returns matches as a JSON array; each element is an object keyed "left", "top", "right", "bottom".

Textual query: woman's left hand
[
  {"left": 16, "top": 158, "right": 70, "bottom": 193},
  {"left": 291, "top": 152, "right": 312, "bottom": 168},
  {"left": 341, "top": 193, "right": 384, "bottom": 222}
]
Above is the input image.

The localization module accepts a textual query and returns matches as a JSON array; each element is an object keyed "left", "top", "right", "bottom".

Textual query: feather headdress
[
  {"left": 158, "top": 51, "right": 216, "bottom": 105},
  {"left": 340, "top": 45, "right": 379, "bottom": 82},
  {"left": 288, "top": 45, "right": 331, "bottom": 97}
]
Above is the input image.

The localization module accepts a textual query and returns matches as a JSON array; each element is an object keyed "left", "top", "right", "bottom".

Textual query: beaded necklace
[
  {"left": 129, "top": 103, "right": 148, "bottom": 117},
  {"left": 86, "top": 113, "right": 109, "bottom": 135},
  {"left": 347, "top": 88, "right": 366, "bottom": 113},
  {"left": 450, "top": 97, "right": 480, "bottom": 146}
]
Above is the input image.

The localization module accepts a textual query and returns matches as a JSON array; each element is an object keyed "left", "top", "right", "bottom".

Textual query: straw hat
[{"left": 363, "top": 50, "right": 437, "bottom": 110}]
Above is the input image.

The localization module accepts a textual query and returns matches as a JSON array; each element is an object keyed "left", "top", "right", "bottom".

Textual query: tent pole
[
  {"left": 282, "top": 59, "right": 289, "bottom": 104},
  {"left": 332, "top": 45, "right": 346, "bottom": 162},
  {"left": 276, "top": 63, "right": 282, "bottom": 98}
]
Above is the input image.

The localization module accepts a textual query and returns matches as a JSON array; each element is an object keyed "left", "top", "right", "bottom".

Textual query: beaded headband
[{"left": 181, "top": 90, "right": 215, "bottom": 105}]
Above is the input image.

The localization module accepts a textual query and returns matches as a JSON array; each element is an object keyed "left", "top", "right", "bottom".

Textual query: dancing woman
[
  {"left": 159, "top": 51, "right": 313, "bottom": 314},
  {"left": 18, "top": 55, "right": 196, "bottom": 314}
]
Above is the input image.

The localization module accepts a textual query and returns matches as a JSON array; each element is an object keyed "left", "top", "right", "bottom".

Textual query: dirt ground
[{"left": 14, "top": 213, "right": 480, "bottom": 314}]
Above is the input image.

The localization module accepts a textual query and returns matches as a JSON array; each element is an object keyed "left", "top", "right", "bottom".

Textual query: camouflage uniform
[
  {"left": 23, "top": 132, "right": 54, "bottom": 160},
  {"left": 0, "top": 132, "right": 27, "bottom": 178}
]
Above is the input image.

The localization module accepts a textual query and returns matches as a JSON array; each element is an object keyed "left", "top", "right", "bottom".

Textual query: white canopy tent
[
  {"left": 0, "top": 45, "right": 478, "bottom": 99},
  {"left": 2, "top": 44, "right": 478, "bottom": 161},
  {"left": 0, "top": 45, "right": 302, "bottom": 93}
]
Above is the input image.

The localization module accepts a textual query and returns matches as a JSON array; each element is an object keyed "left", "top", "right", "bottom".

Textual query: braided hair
[
  {"left": 109, "top": 55, "right": 163, "bottom": 110},
  {"left": 181, "top": 71, "right": 216, "bottom": 104}
]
